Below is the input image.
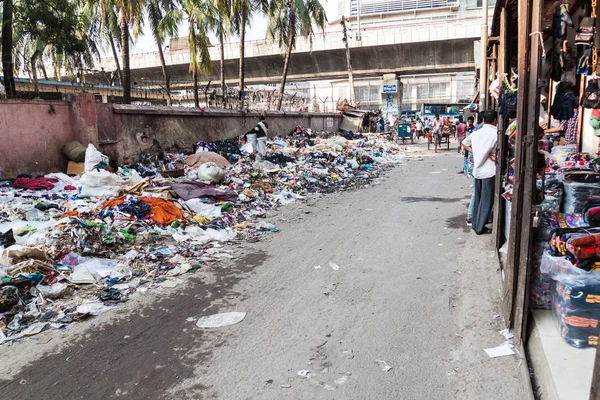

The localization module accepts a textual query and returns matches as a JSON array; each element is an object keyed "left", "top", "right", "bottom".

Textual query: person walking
[
  {"left": 461, "top": 110, "right": 498, "bottom": 235},
  {"left": 415, "top": 118, "right": 423, "bottom": 140},
  {"left": 431, "top": 114, "right": 443, "bottom": 152},
  {"left": 455, "top": 116, "right": 467, "bottom": 153}
]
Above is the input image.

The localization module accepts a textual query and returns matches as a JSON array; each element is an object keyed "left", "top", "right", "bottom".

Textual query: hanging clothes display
[
  {"left": 581, "top": 78, "right": 600, "bottom": 108},
  {"left": 551, "top": 81, "right": 579, "bottom": 120},
  {"left": 498, "top": 77, "right": 518, "bottom": 118}
]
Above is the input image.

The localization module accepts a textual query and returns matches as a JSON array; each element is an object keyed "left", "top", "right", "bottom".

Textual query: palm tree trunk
[
  {"left": 193, "top": 70, "right": 199, "bottom": 108},
  {"left": 40, "top": 59, "right": 48, "bottom": 80},
  {"left": 31, "top": 50, "right": 40, "bottom": 98},
  {"left": 238, "top": 1, "right": 246, "bottom": 99},
  {"left": 157, "top": 43, "right": 171, "bottom": 106},
  {"left": 2, "top": 0, "right": 16, "bottom": 98},
  {"left": 277, "top": 31, "right": 295, "bottom": 111},
  {"left": 120, "top": 3, "right": 131, "bottom": 104},
  {"left": 108, "top": 30, "right": 122, "bottom": 85},
  {"left": 219, "top": 28, "right": 226, "bottom": 107}
]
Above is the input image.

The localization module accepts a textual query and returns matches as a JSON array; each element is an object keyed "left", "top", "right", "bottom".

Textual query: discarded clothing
[
  {"left": 170, "top": 182, "right": 239, "bottom": 202},
  {"left": 12, "top": 177, "right": 59, "bottom": 190}
]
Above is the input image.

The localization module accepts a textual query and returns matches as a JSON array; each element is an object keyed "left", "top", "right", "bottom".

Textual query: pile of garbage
[{"left": 0, "top": 129, "right": 404, "bottom": 343}]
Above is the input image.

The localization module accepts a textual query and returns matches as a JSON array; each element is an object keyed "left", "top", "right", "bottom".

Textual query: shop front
[{"left": 488, "top": 0, "right": 600, "bottom": 398}]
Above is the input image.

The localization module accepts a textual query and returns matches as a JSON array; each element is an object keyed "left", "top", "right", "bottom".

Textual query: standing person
[
  {"left": 455, "top": 116, "right": 467, "bottom": 153},
  {"left": 415, "top": 118, "right": 423, "bottom": 140},
  {"left": 425, "top": 117, "right": 431, "bottom": 134},
  {"left": 245, "top": 116, "right": 269, "bottom": 155},
  {"left": 465, "top": 114, "right": 483, "bottom": 225},
  {"left": 461, "top": 110, "right": 498, "bottom": 234},
  {"left": 431, "top": 114, "right": 443, "bottom": 152}
]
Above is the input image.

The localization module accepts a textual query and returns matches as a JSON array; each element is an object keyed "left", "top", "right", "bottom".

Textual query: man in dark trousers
[{"left": 461, "top": 110, "right": 498, "bottom": 235}]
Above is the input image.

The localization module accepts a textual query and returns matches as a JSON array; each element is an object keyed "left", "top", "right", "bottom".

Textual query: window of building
[
  {"left": 351, "top": 0, "right": 459, "bottom": 16},
  {"left": 416, "top": 82, "right": 449, "bottom": 102}
]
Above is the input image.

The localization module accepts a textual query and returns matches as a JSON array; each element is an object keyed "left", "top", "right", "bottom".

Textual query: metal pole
[
  {"left": 341, "top": 16, "right": 356, "bottom": 105},
  {"left": 357, "top": 0, "right": 362, "bottom": 41},
  {"left": 479, "top": 0, "right": 489, "bottom": 111}
]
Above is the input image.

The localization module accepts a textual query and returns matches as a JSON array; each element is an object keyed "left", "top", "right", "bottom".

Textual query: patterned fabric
[{"left": 562, "top": 108, "right": 579, "bottom": 145}]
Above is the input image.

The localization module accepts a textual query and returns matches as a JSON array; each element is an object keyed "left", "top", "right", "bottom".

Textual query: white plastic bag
[
  {"left": 79, "top": 170, "right": 142, "bottom": 198},
  {"left": 185, "top": 199, "right": 222, "bottom": 219},
  {"left": 197, "top": 162, "right": 225, "bottom": 183},
  {"left": 84, "top": 144, "right": 109, "bottom": 173}
]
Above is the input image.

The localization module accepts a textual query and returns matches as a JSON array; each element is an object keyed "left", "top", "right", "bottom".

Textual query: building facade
[{"left": 267, "top": 0, "right": 494, "bottom": 115}]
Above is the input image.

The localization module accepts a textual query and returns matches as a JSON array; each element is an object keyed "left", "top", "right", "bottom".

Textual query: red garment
[
  {"left": 64, "top": 185, "right": 77, "bottom": 190},
  {"left": 13, "top": 177, "right": 59, "bottom": 190},
  {"left": 456, "top": 123, "right": 467, "bottom": 140}
]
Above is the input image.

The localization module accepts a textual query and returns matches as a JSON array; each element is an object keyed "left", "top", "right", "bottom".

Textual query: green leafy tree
[
  {"left": 266, "top": 0, "right": 326, "bottom": 110},
  {"left": 15, "top": 0, "right": 99, "bottom": 97}
]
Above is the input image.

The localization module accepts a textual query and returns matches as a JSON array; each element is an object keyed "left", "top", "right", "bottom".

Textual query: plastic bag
[
  {"left": 550, "top": 145, "right": 578, "bottom": 164},
  {"left": 84, "top": 144, "right": 109, "bottom": 173},
  {"left": 553, "top": 282, "right": 600, "bottom": 348},
  {"left": 563, "top": 173, "right": 600, "bottom": 214},
  {"left": 197, "top": 162, "right": 225, "bottom": 183},
  {"left": 184, "top": 199, "right": 222, "bottom": 219},
  {"left": 0, "top": 229, "right": 15, "bottom": 249},
  {"left": 79, "top": 169, "right": 142, "bottom": 198}
]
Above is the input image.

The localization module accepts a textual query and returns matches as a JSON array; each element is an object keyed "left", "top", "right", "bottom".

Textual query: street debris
[
  {"left": 297, "top": 370, "right": 311, "bottom": 379},
  {"left": 0, "top": 129, "right": 405, "bottom": 344},
  {"left": 196, "top": 312, "right": 247, "bottom": 328},
  {"left": 375, "top": 359, "right": 393, "bottom": 372},
  {"left": 329, "top": 262, "right": 340, "bottom": 271},
  {"left": 484, "top": 342, "right": 515, "bottom": 358}
]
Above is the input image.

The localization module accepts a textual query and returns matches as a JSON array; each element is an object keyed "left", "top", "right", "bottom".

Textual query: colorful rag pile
[
  {"left": 12, "top": 177, "right": 59, "bottom": 190},
  {"left": 101, "top": 196, "right": 185, "bottom": 225}
]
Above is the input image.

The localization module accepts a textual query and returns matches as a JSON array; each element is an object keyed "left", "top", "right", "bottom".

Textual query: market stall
[{"left": 489, "top": 0, "right": 600, "bottom": 398}]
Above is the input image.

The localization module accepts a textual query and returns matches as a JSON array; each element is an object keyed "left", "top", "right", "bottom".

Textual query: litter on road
[
  {"left": 196, "top": 312, "right": 247, "bottom": 328},
  {"left": 375, "top": 359, "right": 393, "bottom": 372},
  {"left": 484, "top": 342, "right": 516, "bottom": 358},
  {"left": 0, "top": 129, "right": 405, "bottom": 344}
]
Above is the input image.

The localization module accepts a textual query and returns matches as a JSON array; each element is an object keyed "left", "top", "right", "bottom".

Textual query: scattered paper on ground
[{"left": 196, "top": 312, "right": 247, "bottom": 328}]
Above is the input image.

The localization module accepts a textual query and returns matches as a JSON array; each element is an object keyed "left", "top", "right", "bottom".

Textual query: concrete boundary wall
[{"left": 0, "top": 95, "right": 342, "bottom": 177}]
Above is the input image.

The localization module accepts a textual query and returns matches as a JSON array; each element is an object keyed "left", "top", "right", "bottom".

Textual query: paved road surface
[{"left": 1, "top": 147, "right": 526, "bottom": 399}]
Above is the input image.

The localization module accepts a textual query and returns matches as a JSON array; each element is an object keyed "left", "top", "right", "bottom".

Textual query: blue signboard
[{"left": 382, "top": 84, "right": 397, "bottom": 93}]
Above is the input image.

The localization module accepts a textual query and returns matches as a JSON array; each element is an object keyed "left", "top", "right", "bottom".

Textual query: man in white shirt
[
  {"left": 431, "top": 114, "right": 443, "bottom": 151},
  {"left": 415, "top": 118, "right": 423, "bottom": 139},
  {"left": 461, "top": 110, "right": 498, "bottom": 235}
]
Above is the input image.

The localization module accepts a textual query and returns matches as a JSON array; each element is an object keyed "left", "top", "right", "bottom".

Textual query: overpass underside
[{"left": 124, "top": 38, "right": 476, "bottom": 87}]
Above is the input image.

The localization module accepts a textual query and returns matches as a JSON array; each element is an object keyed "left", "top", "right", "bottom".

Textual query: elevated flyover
[{"left": 94, "top": 17, "right": 480, "bottom": 87}]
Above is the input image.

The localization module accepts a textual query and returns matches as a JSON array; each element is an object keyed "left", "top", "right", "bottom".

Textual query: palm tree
[
  {"left": 178, "top": 0, "right": 213, "bottom": 108},
  {"left": 101, "top": 0, "right": 143, "bottom": 103},
  {"left": 148, "top": 0, "right": 180, "bottom": 105},
  {"left": 211, "top": 0, "right": 232, "bottom": 107},
  {"left": 266, "top": 0, "right": 326, "bottom": 111},
  {"left": 85, "top": 0, "right": 123, "bottom": 85},
  {"left": 2, "top": 0, "right": 16, "bottom": 97}
]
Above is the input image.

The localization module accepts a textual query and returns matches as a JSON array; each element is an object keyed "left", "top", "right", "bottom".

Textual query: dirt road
[{"left": 1, "top": 146, "right": 527, "bottom": 399}]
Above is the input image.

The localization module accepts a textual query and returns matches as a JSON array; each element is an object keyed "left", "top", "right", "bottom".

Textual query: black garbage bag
[{"left": 0, "top": 229, "right": 16, "bottom": 248}]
